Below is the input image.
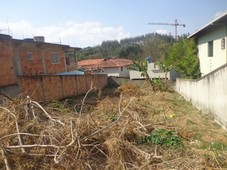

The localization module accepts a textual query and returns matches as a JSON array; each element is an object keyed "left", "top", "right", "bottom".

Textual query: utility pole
[{"left": 148, "top": 19, "right": 185, "bottom": 40}]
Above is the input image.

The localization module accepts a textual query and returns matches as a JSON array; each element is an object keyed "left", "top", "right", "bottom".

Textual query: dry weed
[{"left": 0, "top": 84, "right": 227, "bottom": 169}]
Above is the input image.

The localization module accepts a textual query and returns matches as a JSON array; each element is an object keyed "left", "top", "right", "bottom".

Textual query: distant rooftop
[{"left": 78, "top": 58, "right": 133, "bottom": 69}]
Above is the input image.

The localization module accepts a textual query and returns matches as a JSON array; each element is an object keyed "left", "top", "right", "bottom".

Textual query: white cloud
[
  {"left": 155, "top": 29, "right": 168, "bottom": 35},
  {"left": 0, "top": 20, "right": 130, "bottom": 48}
]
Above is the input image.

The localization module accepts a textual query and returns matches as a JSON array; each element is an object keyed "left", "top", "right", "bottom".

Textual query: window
[
  {"left": 27, "top": 52, "right": 33, "bottom": 60},
  {"left": 65, "top": 51, "right": 76, "bottom": 67},
  {"left": 221, "top": 38, "right": 225, "bottom": 50},
  {"left": 51, "top": 52, "right": 60, "bottom": 64},
  {"left": 208, "top": 41, "right": 213, "bottom": 57},
  {"left": 121, "top": 66, "right": 123, "bottom": 71}
]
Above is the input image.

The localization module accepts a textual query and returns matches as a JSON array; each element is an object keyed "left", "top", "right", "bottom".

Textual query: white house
[
  {"left": 129, "top": 62, "right": 179, "bottom": 81},
  {"left": 77, "top": 58, "right": 133, "bottom": 78},
  {"left": 188, "top": 12, "right": 227, "bottom": 76}
]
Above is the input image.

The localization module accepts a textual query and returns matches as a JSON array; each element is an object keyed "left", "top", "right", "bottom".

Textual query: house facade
[
  {"left": 0, "top": 34, "right": 80, "bottom": 87},
  {"left": 189, "top": 12, "right": 227, "bottom": 76},
  {"left": 78, "top": 58, "right": 133, "bottom": 78},
  {"left": 129, "top": 62, "right": 179, "bottom": 81}
]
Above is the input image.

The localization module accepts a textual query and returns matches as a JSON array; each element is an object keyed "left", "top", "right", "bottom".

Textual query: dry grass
[{"left": 0, "top": 82, "right": 227, "bottom": 170}]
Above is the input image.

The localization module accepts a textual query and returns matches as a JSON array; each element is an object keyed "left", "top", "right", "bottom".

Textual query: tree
[
  {"left": 130, "top": 60, "right": 153, "bottom": 88},
  {"left": 167, "top": 38, "right": 200, "bottom": 79},
  {"left": 117, "top": 44, "right": 144, "bottom": 60}
]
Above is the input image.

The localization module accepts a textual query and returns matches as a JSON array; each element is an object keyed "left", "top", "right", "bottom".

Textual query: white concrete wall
[
  {"left": 96, "top": 66, "right": 130, "bottom": 77},
  {"left": 129, "top": 70, "right": 145, "bottom": 79},
  {"left": 129, "top": 63, "right": 179, "bottom": 80},
  {"left": 197, "top": 25, "right": 227, "bottom": 76},
  {"left": 176, "top": 64, "right": 227, "bottom": 129}
]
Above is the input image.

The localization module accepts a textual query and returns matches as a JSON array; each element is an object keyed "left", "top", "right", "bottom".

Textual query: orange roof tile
[{"left": 78, "top": 58, "right": 133, "bottom": 69}]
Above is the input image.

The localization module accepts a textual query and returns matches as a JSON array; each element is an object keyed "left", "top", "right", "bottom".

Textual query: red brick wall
[
  {"left": 0, "top": 38, "right": 17, "bottom": 86},
  {"left": 14, "top": 42, "right": 70, "bottom": 75},
  {"left": 42, "top": 44, "right": 66, "bottom": 74},
  {"left": 18, "top": 74, "right": 108, "bottom": 101},
  {"left": 14, "top": 42, "right": 44, "bottom": 75}
]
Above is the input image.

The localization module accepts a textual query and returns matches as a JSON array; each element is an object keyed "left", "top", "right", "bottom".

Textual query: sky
[{"left": 0, "top": 0, "right": 227, "bottom": 48}]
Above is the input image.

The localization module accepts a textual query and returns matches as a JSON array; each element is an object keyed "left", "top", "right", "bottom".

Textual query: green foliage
[
  {"left": 77, "top": 33, "right": 174, "bottom": 61},
  {"left": 168, "top": 38, "right": 200, "bottom": 79},
  {"left": 130, "top": 60, "right": 154, "bottom": 88},
  {"left": 118, "top": 44, "right": 144, "bottom": 60},
  {"left": 152, "top": 78, "right": 166, "bottom": 91},
  {"left": 199, "top": 141, "right": 227, "bottom": 151},
  {"left": 142, "top": 129, "right": 183, "bottom": 148},
  {"left": 131, "top": 60, "right": 148, "bottom": 77},
  {"left": 143, "top": 35, "right": 172, "bottom": 62}
]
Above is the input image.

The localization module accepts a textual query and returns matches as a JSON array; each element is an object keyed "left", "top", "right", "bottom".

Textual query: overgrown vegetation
[
  {"left": 142, "top": 129, "right": 183, "bottom": 148},
  {"left": 1, "top": 82, "right": 227, "bottom": 169},
  {"left": 77, "top": 33, "right": 174, "bottom": 61}
]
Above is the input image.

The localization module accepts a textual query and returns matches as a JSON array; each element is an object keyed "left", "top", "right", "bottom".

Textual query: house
[
  {"left": 129, "top": 62, "right": 179, "bottom": 81},
  {"left": 0, "top": 34, "right": 80, "bottom": 87},
  {"left": 188, "top": 11, "right": 227, "bottom": 76},
  {"left": 0, "top": 34, "right": 108, "bottom": 101},
  {"left": 78, "top": 58, "right": 133, "bottom": 78}
]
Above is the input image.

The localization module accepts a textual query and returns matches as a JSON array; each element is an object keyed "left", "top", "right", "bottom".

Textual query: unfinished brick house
[
  {"left": 0, "top": 34, "right": 108, "bottom": 101},
  {"left": 0, "top": 34, "right": 79, "bottom": 86}
]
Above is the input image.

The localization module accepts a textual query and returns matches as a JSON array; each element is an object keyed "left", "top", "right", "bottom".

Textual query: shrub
[{"left": 142, "top": 129, "right": 183, "bottom": 148}]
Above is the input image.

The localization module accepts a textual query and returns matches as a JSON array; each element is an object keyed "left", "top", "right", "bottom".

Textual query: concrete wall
[
  {"left": 130, "top": 62, "right": 179, "bottom": 80},
  {"left": 95, "top": 66, "right": 130, "bottom": 78},
  {"left": 197, "top": 24, "right": 227, "bottom": 76},
  {"left": 176, "top": 64, "right": 227, "bottom": 129},
  {"left": 18, "top": 74, "right": 108, "bottom": 101},
  {"left": 0, "top": 84, "right": 20, "bottom": 99}
]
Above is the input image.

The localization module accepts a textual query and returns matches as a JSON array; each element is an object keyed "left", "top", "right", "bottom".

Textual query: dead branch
[
  {"left": 0, "top": 106, "right": 26, "bottom": 153},
  {"left": 6, "top": 144, "right": 64, "bottom": 149},
  {"left": 30, "top": 100, "right": 65, "bottom": 126},
  {"left": 1, "top": 148, "right": 10, "bottom": 170},
  {"left": 81, "top": 94, "right": 134, "bottom": 141}
]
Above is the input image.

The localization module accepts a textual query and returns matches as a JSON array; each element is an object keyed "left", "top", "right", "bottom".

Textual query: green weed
[{"left": 142, "top": 128, "right": 183, "bottom": 148}]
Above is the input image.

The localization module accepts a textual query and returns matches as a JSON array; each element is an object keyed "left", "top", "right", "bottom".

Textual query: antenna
[{"left": 148, "top": 19, "right": 185, "bottom": 40}]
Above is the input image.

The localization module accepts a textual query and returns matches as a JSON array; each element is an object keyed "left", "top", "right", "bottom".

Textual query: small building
[
  {"left": 188, "top": 12, "right": 227, "bottom": 76},
  {"left": 0, "top": 34, "right": 80, "bottom": 87},
  {"left": 129, "top": 62, "right": 179, "bottom": 81},
  {"left": 78, "top": 58, "right": 133, "bottom": 78}
]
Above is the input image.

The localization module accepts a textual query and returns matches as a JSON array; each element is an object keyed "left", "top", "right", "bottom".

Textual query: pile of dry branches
[
  {"left": 0, "top": 86, "right": 160, "bottom": 170},
  {"left": 0, "top": 83, "right": 227, "bottom": 169}
]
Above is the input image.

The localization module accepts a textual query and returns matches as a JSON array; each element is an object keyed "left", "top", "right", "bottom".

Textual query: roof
[
  {"left": 188, "top": 11, "right": 227, "bottom": 38},
  {"left": 78, "top": 58, "right": 133, "bottom": 69},
  {"left": 55, "top": 70, "right": 84, "bottom": 76}
]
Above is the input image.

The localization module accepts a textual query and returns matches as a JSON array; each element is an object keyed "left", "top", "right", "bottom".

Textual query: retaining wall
[
  {"left": 176, "top": 64, "right": 227, "bottom": 129},
  {"left": 18, "top": 74, "right": 108, "bottom": 101}
]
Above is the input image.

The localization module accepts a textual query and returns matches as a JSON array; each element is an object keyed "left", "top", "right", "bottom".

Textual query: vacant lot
[{"left": 0, "top": 82, "right": 227, "bottom": 169}]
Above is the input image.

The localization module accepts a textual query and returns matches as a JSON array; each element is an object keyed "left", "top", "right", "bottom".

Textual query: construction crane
[{"left": 148, "top": 19, "right": 185, "bottom": 40}]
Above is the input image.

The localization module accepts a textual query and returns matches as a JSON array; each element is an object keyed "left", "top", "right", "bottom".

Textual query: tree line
[
  {"left": 77, "top": 33, "right": 200, "bottom": 79},
  {"left": 77, "top": 33, "right": 175, "bottom": 61}
]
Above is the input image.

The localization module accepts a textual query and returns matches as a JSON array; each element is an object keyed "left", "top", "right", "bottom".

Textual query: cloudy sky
[{"left": 0, "top": 0, "right": 226, "bottom": 48}]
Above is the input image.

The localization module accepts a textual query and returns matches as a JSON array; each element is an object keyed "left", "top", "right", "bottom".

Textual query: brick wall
[
  {"left": 13, "top": 41, "right": 77, "bottom": 76},
  {"left": 18, "top": 74, "right": 108, "bottom": 101},
  {"left": 0, "top": 34, "right": 81, "bottom": 88},
  {"left": 0, "top": 35, "right": 17, "bottom": 86}
]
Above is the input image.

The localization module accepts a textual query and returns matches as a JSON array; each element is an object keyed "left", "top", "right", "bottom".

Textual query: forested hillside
[{"left": 77, "top": 33, "right": 180, "bottom": 62}]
